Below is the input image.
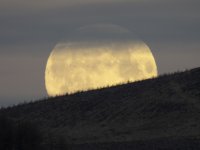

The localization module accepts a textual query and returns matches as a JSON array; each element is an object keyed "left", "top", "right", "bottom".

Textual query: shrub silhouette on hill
[
  {"left": 0, "top": 115, "right": 69, "bottom": 150},
  {"left": 0, "top": 115, "right": 42, "bottom": 150}
]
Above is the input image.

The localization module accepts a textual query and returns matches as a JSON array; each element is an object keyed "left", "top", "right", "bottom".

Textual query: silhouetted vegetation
[
  {"left": 1, "top": 67, "right": 200, "bottom": 149},
  {"left": 0, "top": 115, "right": 69, "bottom": 150},
  {"left": 0, "top": 115, "right": 42, "bottom": 150}
]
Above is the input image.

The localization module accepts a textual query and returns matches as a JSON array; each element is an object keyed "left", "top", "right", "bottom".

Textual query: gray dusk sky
[{"left": 0, "top": 0, "right": 200, "bottom": 106}]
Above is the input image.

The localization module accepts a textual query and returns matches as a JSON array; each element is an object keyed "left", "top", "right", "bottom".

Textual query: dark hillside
[{"left": 1, "top": 67, "right": 200, "bottom": 149}]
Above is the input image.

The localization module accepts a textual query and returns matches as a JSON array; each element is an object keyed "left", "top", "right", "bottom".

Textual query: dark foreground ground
[
  {"left": 68, "top": 138, "right": 200, "bottom": 150},
  {"left": 1, "top": 67, "right": 200, "bottom": 150}
]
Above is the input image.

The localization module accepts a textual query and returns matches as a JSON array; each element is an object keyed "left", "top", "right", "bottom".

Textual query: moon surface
[{"left": 45, "top": 41, "right": 158, "bottom": 96}]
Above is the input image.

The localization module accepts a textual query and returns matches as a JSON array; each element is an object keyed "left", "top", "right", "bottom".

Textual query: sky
[{"left": 0, "top": 0, "right": 200, "bottom": 107}]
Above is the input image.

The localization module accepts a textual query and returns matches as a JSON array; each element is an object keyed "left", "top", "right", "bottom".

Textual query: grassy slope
[{"left": 1, "top": 67, "right": 200, "bottom": 149}]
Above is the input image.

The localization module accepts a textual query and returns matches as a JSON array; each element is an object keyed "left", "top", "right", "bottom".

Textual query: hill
[{"left": 1, "top": 67, "right": 200, "bottom": 150}]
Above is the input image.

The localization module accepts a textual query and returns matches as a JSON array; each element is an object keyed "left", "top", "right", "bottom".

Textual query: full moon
[{"left": 45, "top": 25, "right": 158, "bottom": 96}]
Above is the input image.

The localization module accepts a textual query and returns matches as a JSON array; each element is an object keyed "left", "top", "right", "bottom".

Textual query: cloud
[
  {"left": 0, "top": 0, "right": 200, "bottom": 106},
  {"left": 1, "top": 0, "right": 199, "bottom": 48},
  {"left": 78, "top": 24, "right": 130, "bottom": 35},
  {"left": 0, "top": 0, "right": 136, "bottom": 13}
]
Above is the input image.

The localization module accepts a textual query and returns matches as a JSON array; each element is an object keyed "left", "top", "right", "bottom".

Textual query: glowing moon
[{"left": 45, "top": 25, "right": 157, "bottom": 96}]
